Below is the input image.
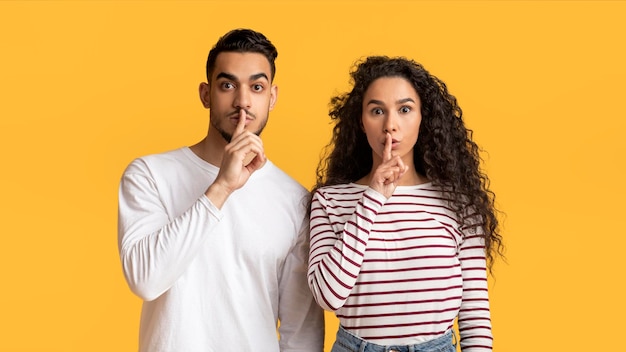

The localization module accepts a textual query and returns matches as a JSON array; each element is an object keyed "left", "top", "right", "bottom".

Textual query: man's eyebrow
[
  {"left": 215, "top": 72, "right": 269, "bottom": 82},
  {"left": 216, "top": 72, "right": 237, "bottom": 81},
  {"left": 250, "top": 73, "right": 269, "bottom": 82}
]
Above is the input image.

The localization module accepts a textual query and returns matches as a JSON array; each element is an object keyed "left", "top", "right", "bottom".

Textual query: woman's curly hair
[{"left": 312, "top": 56, "right": 504, "bottom": 270}]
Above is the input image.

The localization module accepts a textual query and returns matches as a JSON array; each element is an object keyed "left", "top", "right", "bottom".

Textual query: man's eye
[
  {"left": 222, "top": 82, "right": 234, "bottom": 89},
  {"left": 252, "top": 84, "right": 264, "bottom": 92}
]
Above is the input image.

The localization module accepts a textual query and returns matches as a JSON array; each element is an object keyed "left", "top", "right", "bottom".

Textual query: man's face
[{"left": 200, "top": 52, "right": 277, "bottom": 142}]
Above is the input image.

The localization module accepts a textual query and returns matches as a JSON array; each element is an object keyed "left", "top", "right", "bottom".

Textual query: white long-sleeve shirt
[
  {"left": 308, "top": 183, "right": 492, "bottom": 351},
  {"left": 118, "top": 147, "right": 324, "bottom": 352}
]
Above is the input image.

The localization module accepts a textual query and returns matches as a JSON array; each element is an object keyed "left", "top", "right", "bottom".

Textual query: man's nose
[{"left": 234, "top": 87, "right": 251, "bottom": 109}]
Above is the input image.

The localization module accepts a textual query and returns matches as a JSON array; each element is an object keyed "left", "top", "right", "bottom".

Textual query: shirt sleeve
[
  {"left": 307, "top": 187, "right": 387, "bottom": 311},
  {"left": 277, "top": 211, "right": 325, "bottom": 352},
  {"left": 117, "top": 160, "right": 222, "bottom": 301},
  {"left": 458, "top": 224, "right": 493, "bottom": 351}
]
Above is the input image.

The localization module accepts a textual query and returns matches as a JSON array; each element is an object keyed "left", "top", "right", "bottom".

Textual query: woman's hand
[{"left": 369, "top": 133, "right": 408, "bottom": 199}]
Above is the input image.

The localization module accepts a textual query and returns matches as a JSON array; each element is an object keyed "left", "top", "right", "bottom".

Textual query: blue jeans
[{"left": 331, "top": 326, "right": 457, "bottom": 352}]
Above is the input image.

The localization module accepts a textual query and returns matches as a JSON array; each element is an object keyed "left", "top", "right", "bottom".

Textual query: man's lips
[
  {"left": 229, "top": 110, "right": 255, "bottom": 118},
  {"left": 229, "top": 112, "right": 254, "bottom": 125}
]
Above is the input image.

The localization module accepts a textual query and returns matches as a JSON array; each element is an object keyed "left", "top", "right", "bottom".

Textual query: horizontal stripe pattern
[{"left": 308, "top": 183, "right": 492, "bottom": 350}]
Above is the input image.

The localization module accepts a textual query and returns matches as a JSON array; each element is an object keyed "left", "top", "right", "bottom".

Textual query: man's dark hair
[{"left": 206, "top": 28, "right": 278, "bottom": 82}]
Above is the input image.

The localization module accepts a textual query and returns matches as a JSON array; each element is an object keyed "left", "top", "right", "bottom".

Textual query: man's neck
[{"left": 189, "top": 129, "right": 227, "bottom": 167}]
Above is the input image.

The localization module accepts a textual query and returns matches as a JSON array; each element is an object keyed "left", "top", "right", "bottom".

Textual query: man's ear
[
  {"left": 269, "top": 84, "right": 278, "bottom": 111},
  {"left": 199, "top": 82, "right": 210, "bottom": 108}
]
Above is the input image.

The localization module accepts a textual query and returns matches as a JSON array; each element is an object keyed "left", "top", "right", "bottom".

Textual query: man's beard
[{"left": 210, "top": 109, "right": 268, "bottom": 143}]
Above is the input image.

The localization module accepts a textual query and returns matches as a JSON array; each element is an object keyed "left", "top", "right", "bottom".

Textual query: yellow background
[{"left": 1, "top": 1, "right": 624, "bottom": 351}]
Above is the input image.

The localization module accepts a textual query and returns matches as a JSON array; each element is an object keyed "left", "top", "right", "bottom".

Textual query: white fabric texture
[{"left": 118, "top": 147, "right": 324, "bottom": 352}]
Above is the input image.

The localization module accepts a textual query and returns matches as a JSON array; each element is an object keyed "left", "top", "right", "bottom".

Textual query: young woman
[{"left": 308, "top": 56, "right": 504, "bottom": 352}]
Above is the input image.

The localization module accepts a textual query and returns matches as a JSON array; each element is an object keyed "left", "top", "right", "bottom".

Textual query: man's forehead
[{"left": 213, "top": 52, "right": 272, "bottom": 81}]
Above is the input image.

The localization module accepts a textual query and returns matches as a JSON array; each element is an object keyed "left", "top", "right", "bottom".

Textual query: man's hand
[{"left": 205, "top": 109, "right": 267, "bottom": 208}]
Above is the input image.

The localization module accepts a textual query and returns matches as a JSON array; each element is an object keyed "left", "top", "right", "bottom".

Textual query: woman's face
[{"left": 361, "top": 76, "right": 422, "bottom": 164}]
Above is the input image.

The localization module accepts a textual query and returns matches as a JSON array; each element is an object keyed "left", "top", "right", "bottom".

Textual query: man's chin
[{"left": 218, "top": 130, "right": 233, "bottom": 143}]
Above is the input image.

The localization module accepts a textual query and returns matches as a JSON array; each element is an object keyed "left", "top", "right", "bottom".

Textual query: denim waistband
[{"left": 334, "top": 325, "right": 456, "bottom": 352}]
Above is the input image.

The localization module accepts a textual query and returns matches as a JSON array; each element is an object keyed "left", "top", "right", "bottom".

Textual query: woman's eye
[
  {"left": 400, "top": 106, "right": 411, "bottom": 113},
  {"left": 372, "top": 108, "right": 384, "bottom": 115}
]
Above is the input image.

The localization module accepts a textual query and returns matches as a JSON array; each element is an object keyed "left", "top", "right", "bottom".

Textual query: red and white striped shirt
[{"left": 308, "top": 183, "right": 493, "bottom": 351}]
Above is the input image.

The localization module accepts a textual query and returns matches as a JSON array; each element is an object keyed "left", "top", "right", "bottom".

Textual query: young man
[{"left": 118, "top": 28, "right": 324, "bottom": 352}]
